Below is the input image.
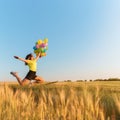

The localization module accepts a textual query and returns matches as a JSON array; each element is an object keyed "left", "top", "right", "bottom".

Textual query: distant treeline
[
  {"left": 93, "top": 78, "right": 120, "bottom": 81},
  {"left": 64, "top": 78, "right": 120, "bottom": 82}
]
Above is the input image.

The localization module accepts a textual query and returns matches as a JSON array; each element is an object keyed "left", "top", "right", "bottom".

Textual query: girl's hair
[{"left": 25, "top": 53, "right": 33, "bottom": 65}]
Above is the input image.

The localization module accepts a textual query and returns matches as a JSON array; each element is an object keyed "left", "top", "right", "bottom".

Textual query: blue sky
[{"left": 0, "top": 0, "right": 120, "bottom": 81}]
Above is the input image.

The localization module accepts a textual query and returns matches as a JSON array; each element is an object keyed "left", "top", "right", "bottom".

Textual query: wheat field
[{"left": 0, "top": 81, "right": 120, "bottom": 120}]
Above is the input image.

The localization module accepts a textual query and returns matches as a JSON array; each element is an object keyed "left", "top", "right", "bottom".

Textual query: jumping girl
[{"left": 10, "top": 53, "right": 44, "bottom": 85}]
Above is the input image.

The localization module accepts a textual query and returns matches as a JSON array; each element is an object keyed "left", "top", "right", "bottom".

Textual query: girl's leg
[
  {"left": 10, "top": 72, "right": 30, "bottom": 85},
  {"left": 21, "top": 78, "right": 30, "bottom": 85},
  {"left": 34, "top": 76, "right": 44, "bottom": 83}
]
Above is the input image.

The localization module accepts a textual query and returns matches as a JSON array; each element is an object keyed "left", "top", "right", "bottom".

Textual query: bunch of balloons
[{"left": 33, "top": 38, "right": 48, "bottom": 57}]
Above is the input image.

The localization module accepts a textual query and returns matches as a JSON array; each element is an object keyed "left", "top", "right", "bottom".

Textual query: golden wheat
[{"left": 0, "top": 82, "right": 119, "bottom": 120}]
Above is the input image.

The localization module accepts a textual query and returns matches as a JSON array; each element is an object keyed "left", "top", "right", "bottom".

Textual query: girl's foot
[{"left": 10, "top": 72, "right": 18, "bottom": 77}]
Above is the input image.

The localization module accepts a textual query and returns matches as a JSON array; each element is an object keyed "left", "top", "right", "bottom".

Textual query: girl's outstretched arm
[
  {"left": 14, "top": 56, "right": 28, "bottom": 63},
  {"left": 35, "top": 53, "right": 41, "bottom": 61}
]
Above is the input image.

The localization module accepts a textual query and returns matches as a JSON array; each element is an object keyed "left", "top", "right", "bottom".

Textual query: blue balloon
[{"left": 33, "top": 46, "right": 37, "bottom": 50}]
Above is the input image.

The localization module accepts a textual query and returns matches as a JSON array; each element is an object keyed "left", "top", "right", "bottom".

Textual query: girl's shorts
[{"left": 25, "top": 70, "right": 37, "bottom": 80}]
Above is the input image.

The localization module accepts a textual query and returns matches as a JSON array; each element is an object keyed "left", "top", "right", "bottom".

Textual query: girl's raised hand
[{"left": 14, "top": 56, "right": 19, "bottom": 59}]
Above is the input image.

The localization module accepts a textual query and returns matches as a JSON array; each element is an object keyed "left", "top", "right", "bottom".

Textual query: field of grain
[{"left": 0, "top": 81, "right": 120, "bottom": 120}]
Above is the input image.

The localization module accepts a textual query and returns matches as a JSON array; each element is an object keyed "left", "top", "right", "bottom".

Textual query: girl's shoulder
[{"left": 26, "top": 59, "right": 32, "bottom": 63}]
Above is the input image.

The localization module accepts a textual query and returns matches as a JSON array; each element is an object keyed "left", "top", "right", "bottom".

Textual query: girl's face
[{"left": 30, "top": 55, "right": 34, "bottom": 60}]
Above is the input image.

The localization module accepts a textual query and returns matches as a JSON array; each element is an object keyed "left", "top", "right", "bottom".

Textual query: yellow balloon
[
  {"left": 38, "top": 48, "right": 41, "bottom": 52},
  {"left": 37, "top": 39, "right": 43, "bottom": 45},
  {"left": 43, "top": 38, "right": 48, "bottom": 43},
  {"left": 44, "top": 53, "right": 47, "bottom": 56},
  {"left": 34, "top": 49, "right": 39, "bottom": 53},
  {"left": 35, "top": 53, "right": 39, "bottom": 56},
  {"left": 41, "top": 52, "right": 46, "bottom": 57}
]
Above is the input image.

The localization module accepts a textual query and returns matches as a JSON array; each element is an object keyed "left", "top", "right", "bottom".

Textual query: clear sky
[{"left": 0, "top": 0, "right": 120, "bottom": 81}]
